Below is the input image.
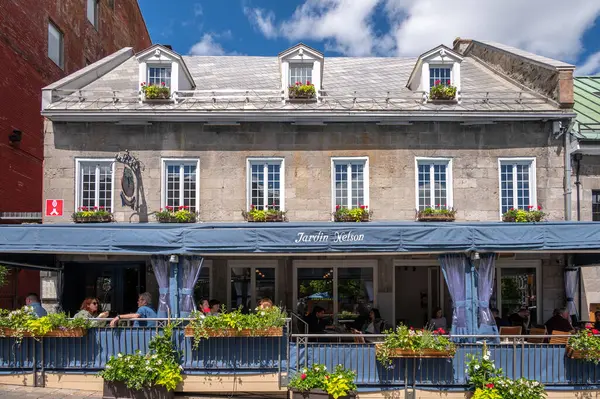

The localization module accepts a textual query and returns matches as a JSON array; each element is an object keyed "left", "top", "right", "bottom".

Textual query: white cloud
[
  {"left": 244, "top": 0, "right": 600, "bottom": 62},
  {"left": 189, "top": 34, "right": 226, "bottom": 56},
  {"left": 576, "top": 51, "right": 600, "bottom": 76}
]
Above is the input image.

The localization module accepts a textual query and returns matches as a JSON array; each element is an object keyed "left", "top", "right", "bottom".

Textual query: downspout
[
  {"left": 564, "top": 125, "right": 572, "bottom": 221},
  {"left": 574, "top": 153, "right": 583, "bottom": 221}
]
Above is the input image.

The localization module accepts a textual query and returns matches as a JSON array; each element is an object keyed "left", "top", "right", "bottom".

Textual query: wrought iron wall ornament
[{"left": 115, "top": 150, "right": 144, "bottom": 210}]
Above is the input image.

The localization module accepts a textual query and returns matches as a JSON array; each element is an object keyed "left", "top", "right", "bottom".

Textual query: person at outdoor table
[
  {"left": 208, "top": 299, "right": 221, "bottom": 316},
  {"left": 361, "top": 309, "right": 387, "bottom": 334},
  {"left": 491, "top": 308, "right": 508, "bottom": 327},
  {"left": 109, "top": 292, "right": 156, "bottom": 327},
  {"left": 25, "top": 293, "right": 47, "bottom": 317},
  {"left": 304, "top": 306, "right": 333, "bottom": 333},
  {"left": 74, "top": 297, "right": 109, "bottom": 326},
  {"left": 199, "top": 299, "right": 210, "bottom": 314},
  {"left": 509, "top": 306, "right": 530, "bottom": 333},
  {"left": 545, "top": 307, "right": 574, "bottom": 334},
  {"left": 429, "top": 308, "right": 447, "bottom": 330},
  {"left": 258, "top": 298, "right": 273, "bottom": 310}
]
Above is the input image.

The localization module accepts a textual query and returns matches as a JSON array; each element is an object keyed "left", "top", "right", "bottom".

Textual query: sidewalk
[{"left": 0, "top": 385, "right": 100, "bottom": 398}]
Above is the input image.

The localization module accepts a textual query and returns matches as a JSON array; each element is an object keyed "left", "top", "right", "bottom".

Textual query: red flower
[
  {"left": 365, "top": 205, "right": 368, "bottom": 209},
  {"left": 300, "top": 373, "right": 307, "bottom": 380},
  {"left": 446, "top": 80, "right": 451, "bottom": 85},
  {"left": 325, "top": 375, "right": 330, "bottom": 380},
  {"left": 528, "top": 205, "right": 533, "bottom": 209},
  {"left": 409, "top": 326, "right": 414, "bottom": 330},
  {"left": 593, "top": 329, "right": 599, "bottom": 335},
  {"left": 360, "top": 205, "right": 365, "bottom": 209},
  {"left": 140, "top": 82, "right": 146, "bottom": 86},
  {"left": 306, "top": 80, "right": 311, "bottom": 85},
  {"left": 161, "top": 81, "right": 165, "bottom": 86},
  {"left": 485, "top": 383, "right": 494, "bottom": 389},
  {"left": 251, "top": 204, "right": 255, "bottom": 209},
  {"left": 94, "top": 206, "right": 98, "bottom": 210},
  {"left": 538, "top": 205, "right": 542, "bottom": 210},
  {"left": 435, "top": 80, "right": 441, "bottom": 85},
  {"left": 336, "top": 205, "right": 340, "bottom": 210}
]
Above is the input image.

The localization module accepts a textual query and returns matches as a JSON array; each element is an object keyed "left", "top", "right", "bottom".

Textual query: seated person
[
  {"left": 258, "top": 298, "right": 273, "bottom": 310},
  {"left": 109, "top": 292, "right": 156, "bottom": 327},
  {"left": 545, "top": 306, "right": 574, "bottom": 334},
  {"left": 491, "top": 308, "right": 509, "bottom": 327},
  {"left": 509, "top": 307, "right": 530, "bottom": 333},
  {"left": 361, "top": 309, "right": 388, "bottom": 334},
  {"left": 208, "top": 299, "right": 221, "bottom": 316},
  {"left": 74, "top": 297, "right": 109, "bottom": 327},
  {"left": 304, "top": 306, "right": 332, "bottom": 333},
  {"left": 429, "top": 308, "right": 447, "bottom": 330}
]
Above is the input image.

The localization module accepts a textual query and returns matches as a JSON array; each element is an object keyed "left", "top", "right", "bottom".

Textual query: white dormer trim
[
  {"left": 278, "top": 43, "right": 324, "bottom": 100},
  {"left": 135, "top": 44, "right": 195, "bottom": 99},
  {"left": 407, "top": 45, "right": 463, "bottom": 95}
]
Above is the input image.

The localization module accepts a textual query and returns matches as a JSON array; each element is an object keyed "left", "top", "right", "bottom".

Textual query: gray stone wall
[
  {"left": 43, "top": 120, "right": 565, "bottom": 223},
  {"left": 571, "top": 155, "right": 600, "bottom": 221}
]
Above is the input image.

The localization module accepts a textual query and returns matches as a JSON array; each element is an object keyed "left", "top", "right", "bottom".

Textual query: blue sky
[{"left": 138, "top": 0, "right": 600, "bottom": 75}]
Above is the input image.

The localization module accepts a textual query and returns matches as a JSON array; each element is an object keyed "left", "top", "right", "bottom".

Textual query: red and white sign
[{"left": 45, "top": 199, "right": 63, "bottom": 217}]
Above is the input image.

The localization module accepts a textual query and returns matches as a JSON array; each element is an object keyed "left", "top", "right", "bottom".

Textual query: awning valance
[{"left": 1, "top": 221, "right": 600, "bottom": 255}]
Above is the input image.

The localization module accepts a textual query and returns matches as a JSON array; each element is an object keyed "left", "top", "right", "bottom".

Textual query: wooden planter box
[
  {"left": 502, "top": 216, "right": 544, "bottom": 223},
  {"left": 416, "top": 213, "right": 456, "bottom": 222},
  {"left": 428, "top": 98, "right": 457, "bottom": 104},
  {"left": 103, "top": 381, "right": 174, "bottom": 399},
  {"left": 184, "top": 326, "right": 283, "bottom": 338},
  {"left": 333, "top": 213, "right": 371, "bottom": 222},
  {"left": 0, "top": 327, "right": 87, "bottom": 338},
  {"left": 376, "top": 345, "right": 454, "bottom": 358},
  {"left": 565, "top": 345, "right": 598, "bottom": 360},
  {"left": 72, "top": 215, "right": 113, "bottom": 223},
  {"left": 155, "top": 215, "right": 197, "bottom": 223},
  {"left": 290, "top": 389, "right": 356, "bottom": 399},
  {"left": 244, "top": 213, "right": 287, "bottom": 222}
]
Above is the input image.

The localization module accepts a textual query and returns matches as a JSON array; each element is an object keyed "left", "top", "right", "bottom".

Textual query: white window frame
[
  {"left": 495, "top": 260, "right": 543, "bottom": 325},
  {"left": 147, "top": 65, "right": 172, "bottom": 88},
  {"left": 87, "top": 0, "right": 99, "bottom": 28},
  {"left": 227, "top": 260, "right": 279, "bottom": 310},
  {"left": 293, "top": 260, "right": 378, "bottom": 323},
  {"left": 74, "top": 158, "right": 115, "bottom": 212},
  {"left": 246, "top": 158, "right": 285, "bottom": 211},
  {"left": 498, "top": 157, "right": 537, "bottom": 218},
  {"left": 414, "top": 157, "right": 453, "bottom": 210},
  {"left": 288, "top": 63, "right": 314, "bottom": 87},
  {"left": 428, "top": 65, "right": 453, "bottom": 90},
  {"left": 331, "top": 157, "right": 369, "bottom": 212},
  {"left": 160, "top": 158, "right": 200, "bottom": 211},
  {"left": 48, "top": 20, "right": 64, "bottom": 68}
]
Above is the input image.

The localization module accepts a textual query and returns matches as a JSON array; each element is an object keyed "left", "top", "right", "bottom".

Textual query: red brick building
[
  {"left": 0, "top": 0, "right": 150, "bottom": 308},
  {"left": 0, "top": 0, "right": 151, "bottom": 223}
]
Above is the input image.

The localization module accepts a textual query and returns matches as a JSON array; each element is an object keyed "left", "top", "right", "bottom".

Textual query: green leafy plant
[
  {"left": 502, "top": 206, "right": 545, "bottom": 222},
  {"left": 155, "top": 206, "right": 197, "bottom": 223},
  {"left": 0, "top": 266, "right": 10, "bottom": 287},
  {"left": 465, "top": 343, "right": 503, "bottom": 389},
  {"left": 187, "top": 306, "right": 287, "bottom": 348},
  {"left": 568, "top": 328, "right": 600, "bottom": 363},
  {"left": 0, "top": 307, "right": 90, "bottom": 343},
  {"left": 288, "top": 81, "right": 316, "bottom": 98},
  {"left": 242, "top": 204, "right": 287, "bottom": 222},
  {"left": 289, "top": 364, "right": 357, "bottom": 399},
  {"left": 429, "top": 79, "right": 457, "bottom": 101},
  {"left": 472, "top": 387, "right": 502, "bottom": 399},
  {"left": 333, "top": 205, "right": 371, "bottom": 222},
  {"left": 72, "top": 206, "right": 113, "bottom": 223},
  {"left": 141, "top": 82, "right": 170, "bottom": 100},
  {"left": 99, "top": 323, "right": 182, "bottom": 391},
  {"left": 417, "top": 206, "right": 457, "bottom": 221},
  {"left": 376, "top": 325, "right": 456, "bottom": 368}
]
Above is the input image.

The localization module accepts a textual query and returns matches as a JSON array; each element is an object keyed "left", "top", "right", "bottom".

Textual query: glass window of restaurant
[
  {"left": 227, "top": 260, "right": 278, "bottom": 312},
  {"left": 293, "top": 260, "right": 377, "bottom": 323},
  {"left": 194, "top": 261, "right": 212, "bottom": 302},
  {"left": 491, "top": 260, "right": 542, "bottom": 325}
]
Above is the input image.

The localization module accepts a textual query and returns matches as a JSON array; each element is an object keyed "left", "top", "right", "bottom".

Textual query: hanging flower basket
[
  {"left": 333, "top": 206, "right": 371, "bottom": 222},
  {"left": 242, "top": 205, "right": 287, "bottom": 222},
  {"left": 416, "top": 207, "right": 456, "bottom": 222}
]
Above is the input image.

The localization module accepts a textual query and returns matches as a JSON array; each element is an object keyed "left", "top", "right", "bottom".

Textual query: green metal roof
[{"left": 574, "top": 76, "right": 600, "bottom": 140}]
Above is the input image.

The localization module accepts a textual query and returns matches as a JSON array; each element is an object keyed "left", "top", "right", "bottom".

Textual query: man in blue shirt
[
  {"left": 109, "top": 292, "right": 157, "bottom": 327},
  {"left": 26, "top": 293, "right": 47, "bottom": 317}
]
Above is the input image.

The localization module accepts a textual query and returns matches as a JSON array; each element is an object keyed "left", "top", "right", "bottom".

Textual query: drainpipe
[
  {"left": 574, "top": 153, "right": 583, "bottom": 221},
  {"left": 564, "top": 126, "right": 572, "bottom": 221}
]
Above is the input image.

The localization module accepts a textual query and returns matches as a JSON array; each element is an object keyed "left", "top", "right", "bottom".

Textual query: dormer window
[
  {"left": 148, "top": 66, "right": 172, "bottom": 88},
  {"left": 278, "top": 44, "right": 324, "bottom": 102},
  {"left": 407, "top": 45, "right": 463, "bottom": 104},
  {"left": 429, "top": 67, "right": 451, "bottom": 88},
  {"left": 289, "top": 63, "right": 312, "bottom": 86}
]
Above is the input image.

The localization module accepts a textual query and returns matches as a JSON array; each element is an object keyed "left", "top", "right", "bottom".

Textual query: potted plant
[
  {"left": 72, "top": 206, "right": 113, "bottom": 223},
  {"left": 155, "top": 206, "right": 197, "bottom": 223},
  {"left": 416, "top": 206, "right": 457, "bottom": 222},
  {"left": 466, "top": 343, "right": 546, "bottom": 399},
  {"left": 567, "top": 328, "right": 600, "bottom": 363},
  {"left": 184, "top": 306, "right": 287, "bottom": 348},
  {"left": 375, "top": 325, "right": 456, "bottom": 368},
  {"left": 288, "top": 364, "right": 357, "bottom": 399},
  {"left": 429, "top": 80, "right": 457, "bottom": 102},
  {"left": 502, "top": 206, "right": 545, "bottom": 222},
  {"left": 99, "top": 323, "right": 182, "bottom": 399},
  {"left": 0, "top": 307, "right": 90, "bottom": 343},
  {"left": 141, "top": 82, "right": 171, "bottom": 100},
  {"left": 288, "top": 81, "right": 316, "bottom": 100},
  {"left": 242, "top": 204, "right": 287, "bottom": 222},
  {"left": 333, "top": 205, "right": 371, "bottom": 222}
]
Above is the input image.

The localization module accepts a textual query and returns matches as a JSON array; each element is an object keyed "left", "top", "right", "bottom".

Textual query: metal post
[{"left": 169, "top": 257, "right": 179, "bottom": 318}]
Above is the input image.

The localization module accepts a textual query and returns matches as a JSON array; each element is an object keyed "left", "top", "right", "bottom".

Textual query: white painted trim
[
  {"left": 226, "top": 260, "right": 279, "bottom": 310},
  {"left": 74, "top": 158, "right": 115, "bottom": 213},
  {"left": 245, "top": 157, "right": 286, "bottom": 211},
  {"left": 494, "top": 260, "right": 542, "bottom": 325},
  {"left": 414, "top": 157, "right": 453, "bottom": 210},
  {"left": 330, "top": 157, "right": 370, "bottom": 213},
  {"left": 497, "top": 157, "right": 537, "bottom": 219},
  {"left": 292, "top": 259, "right": 378, "bottom": 321},
  {"left": 160, "top": 158, "right": 200, "bottom": 211},
  {"left": 428, "top": 64, "right": 454, "bottom": 91}
]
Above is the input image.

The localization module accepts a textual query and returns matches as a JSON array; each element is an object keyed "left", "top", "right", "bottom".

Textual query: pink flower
[
  {"left": 593, "top": 329, "right": 600, "bottom": 335},
  {"left": 336, "top": 205, "right": 340, "bottom": 210},
  {"left": 447, "top": 80, "right": 451, "bottom": 85},
  {"left": 300, "top": 373, "right": 307, "bottom": 380},
  {"left": 161, "top": 82, "right": 165, "bottom": 86},
  {"left": 435, "top": 80, "right": 441, "bottom": 85},
  {"left": 306, "top": 80, "right": 310, "bottom": 85}
]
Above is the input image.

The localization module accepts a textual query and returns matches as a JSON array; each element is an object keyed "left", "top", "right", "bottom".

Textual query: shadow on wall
[{"left": 51, "top": 121, "right": 560, "bottom": 152}]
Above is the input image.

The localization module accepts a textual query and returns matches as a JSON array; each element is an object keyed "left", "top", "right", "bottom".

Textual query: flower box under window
[
  {"left": 429, "top": 80, "right": 457, "bottom": 102},
  {"left": 288, "top": 82, "right": 316, "bottom": 101},
  {"left": 333, "top": 206, "right": 371, "bottom": 222},
  {"left": 155, "top": 207, "right": 197, "bottom": 223},
  {"left": 502, "top": 207, "right": 545, "bottom": 223},
  {"left": 72, "top": 208, "right": 113, "bottom": 223},
  {"left": 141, "top": 82, "right": 171, "bottom": 101},
  {"left": 242, "top": 206, "right": 287, "bottom": 222},
  {"left": 416, "top": 207, "right": 456, "bottom": 222}
]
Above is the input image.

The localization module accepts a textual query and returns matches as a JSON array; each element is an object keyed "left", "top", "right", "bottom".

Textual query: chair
[
  {"left": 548, "top": 330, "right": 571, "bottom": 345},
  {"left": 499, "top": 326, "right": 522, "bottom": 336},
  {"left": 527, "top": 327, "right": 546, "bottom": 343}
]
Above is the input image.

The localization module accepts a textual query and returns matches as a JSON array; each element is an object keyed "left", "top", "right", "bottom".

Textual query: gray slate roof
[
  {"left": 475, "top": 41, "right": 575, "bottom": 69},
  {"left": 44, "top": 51, "right": 565, "bottom": 114}
]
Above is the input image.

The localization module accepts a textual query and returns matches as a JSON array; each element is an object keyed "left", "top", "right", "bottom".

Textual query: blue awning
[{"left": 1, "top": 221, "right": 600, "bottom": 255}]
